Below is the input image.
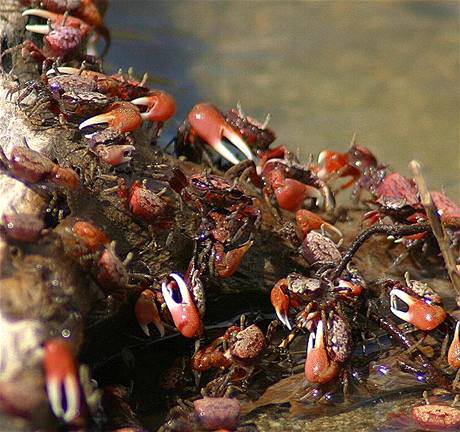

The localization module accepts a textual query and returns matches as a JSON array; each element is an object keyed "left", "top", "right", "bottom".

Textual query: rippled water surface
[{"left": 106, "top": 0, "right": 459, "bottom": 199}]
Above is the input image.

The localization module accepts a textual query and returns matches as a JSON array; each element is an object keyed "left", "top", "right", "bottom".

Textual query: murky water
[{"left": 105, "top": 0, "right": 459, "bottom": 200}]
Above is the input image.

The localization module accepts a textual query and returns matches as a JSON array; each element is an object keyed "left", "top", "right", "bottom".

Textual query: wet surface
[{"left": 105, "top": 0, "right": 459, "bottom": 200}]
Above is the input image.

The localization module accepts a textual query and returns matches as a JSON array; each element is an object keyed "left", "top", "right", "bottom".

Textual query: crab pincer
[
  {"left": 304, "top": 321, "right": 339, "bottom": 384},
  {"left": 79, "top": 102, "right": 142, "bottom": 136},
  {"left": 161, "top": 273, "right": 202, "bottom": 338},
  {"left": 448, "top": 321, "right": 460, "bottom": 369},
  {"left": 131, "top": 90, "right": 176, "bottom": 123},
  {"left": 94, "top": 144, "right": 136, "bottom": 166},
  {"left": 134, "top": 289, "right": 165, "bottom": 337},
  {"left": 188, "top": 103, "right": 254, "bottom": 165},
  {"left": 270, "top": 278, "right": 292, "bottom": 330},
  {"left": 43, "top": 338, "right": 81, "bottom": 423},
  {"left": 389, "top": 289, "right": 446, "bottom": 331}
]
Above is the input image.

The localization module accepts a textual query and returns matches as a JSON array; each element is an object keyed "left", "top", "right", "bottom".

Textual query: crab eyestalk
[
  {"left": 270, "top": 278, "right": 292, "bottom": 330},
  {"left": 79, "top": 102, "right": 142, "bottom": 135},
  {"left": 188, "top": 103, "right": 254, "bottom": 165},
  {"left": 161, "top": 273, "right": 202, "bottom": 338},
  {"left": 131, "top": 90, "right": 176, "bottom": 123},
  {"left": 304, "top": 321, "right": 339, "bottom": 384},
  {"left": 448, "top": 321, "right": 460, "bottom": 369},
  {"left": 43, "top": 339, "right": 81, "bottom": 423},
  {"left": 389, "top": 289, "right": 446, "bottom": 331},
  {"left": 134, "top": 289, "right": 165, "bottom": 337}
]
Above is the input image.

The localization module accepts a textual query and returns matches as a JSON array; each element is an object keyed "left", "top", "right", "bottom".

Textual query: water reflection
[{"left": 106, "top": 0, "right": 459, "bottom": 199}]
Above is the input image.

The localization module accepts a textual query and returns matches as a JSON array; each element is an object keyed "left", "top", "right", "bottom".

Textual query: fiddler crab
[{"left": 21, "top": 0, "right": 110, "bottom": 64}]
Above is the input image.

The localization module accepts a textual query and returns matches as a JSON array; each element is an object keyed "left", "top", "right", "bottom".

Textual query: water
[{"left": 105, "top": 0, "right": 459, "bottom": 200}]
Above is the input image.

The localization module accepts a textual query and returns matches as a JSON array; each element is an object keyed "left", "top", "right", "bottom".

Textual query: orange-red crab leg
[
  {"left": 161, "top": 273, "right": 202, "bottom": 338},
  {"left": 188, "top": 103, "right": 254, "bottom": 165},
  {"left": 448, "top": 321, "right": 460, "bottom": 369},
  {"left": 270, "top": 278, "right": 292, "bottom": 330},
  {"left": 43, "top": 339, "right": 80, "bottom": 423},
  {"left": 131, "top": 90, "right": 176, "bottom": 123},
  {"left": 304, "top": 321, "right": 339, "bottom": 384},
  {"left": 79, "top": 102, "right": 142, "bottom": 135},
  {"left": 134, "top": 289, "right": 165, "bottom": 337},
  {"left": 389, "top": 289, "right": 446, "bottom": 331}
]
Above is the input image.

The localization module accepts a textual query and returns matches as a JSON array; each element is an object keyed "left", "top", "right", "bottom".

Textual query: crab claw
[
  {"left": 214, "top": 240, "right": 253, "bottom": 279},
  {"left": 131, "top": 90, "right": 176, "bottom": 122},
  {"left": 22, "top": 9, "right": 58, "bottom": 34},
  {"left": 94, "top": 144, "right": 135, "bottom": 166},
  {"left": 295, "top": 209, "right": 342, "bottom": 240},
  {"left": 448, "top": 322, "right": 460, "bottom": 369},
  {"left": 335, "top": 279, "right": 363, "bottom": 298},
  {"left": 79, "top": 102, "right": 142, "bottom": 134},
  {"left": 43, "top": 339, "right": 80, "bottom": 423},
  {"left": 389, "top": 289, "right": 446, "bottom": 331},
  {"left": 270, "top": 278, "right": 292, "bottom": 330},
  {"left": 161, "top": 273, "right": 202, "bottom": 338},
  {"left": 188, "top": 103, "right": 253, "bottom": 165},
  {"left": 304, "top": 321, "right": 339, "bottom": 384},
  {"left": 134, "top": 289, "right": 165, "bottom": 337}
]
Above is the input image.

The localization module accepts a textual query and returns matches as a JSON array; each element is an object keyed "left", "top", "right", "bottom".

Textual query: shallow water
[{"left": 106, "top": 0, "right": 459, "bottom": 200}]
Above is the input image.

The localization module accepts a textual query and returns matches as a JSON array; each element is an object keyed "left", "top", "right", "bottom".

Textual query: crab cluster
[{"left": 1, "top": 1, "right": 460, "bottom": 431}]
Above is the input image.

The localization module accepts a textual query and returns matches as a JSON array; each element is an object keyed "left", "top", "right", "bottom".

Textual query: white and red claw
[
  {"left": 131, "top": 90, "right": 176, "bottom": 122},
  {"left": 270, "top": 278, "right": 292, "bottom": 330},
  {"left": 188, "top": 103, "right": 253, "bottom": 165},
  {"left": 79, "top": 102, "right": 142, "bottom": 135},
  {"left": 161, "top": 273, "right": 202, "bottom": 338},
  {"left": 134, "top": 289, "right": 165, "bottom": 337},
  {"left": 304, "top": 321, "right": 339, "bottom": 384},
  {"left": 43, "top": 339, "right": 81, "bottom": 423},
  {"left": 22, "top": 9, "right": 90, "bottom": 35},
  {"left": 389, "top": 288, "right": 446, "bottom": 331},
  {"left": 448, "top": 321, "right": 460, "bottom": 369}
]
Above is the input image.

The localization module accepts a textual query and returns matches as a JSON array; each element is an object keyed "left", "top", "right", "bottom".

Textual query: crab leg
[
  {"left": 161, "top": 273, "right": 202, "bottom": 338},
  {"left": 188, "top": 103, "right": 253, "bottom": 165},
  {"left": 389, "top": 289, "right": 446, "bottom": 331}
]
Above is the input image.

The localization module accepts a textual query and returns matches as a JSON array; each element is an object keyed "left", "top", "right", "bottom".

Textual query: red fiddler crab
[
  {"left": 182, "top": 172, "right": 260, "bottom": 279},
  {"left": 258, "top": 145, "right": 335, "bottom": 213},
  {"left": 384, "top": 274, "right": 447, "bottom": 331},
  {"left": 0, "top": 143, "right": 80, "bottom": 189},
  {"left": 270, "top": 258, "right": 365, "bottom": 385},
  {"left": 175, "top": 102, "right": 255, "bottom": 167},
  {"left": 21, "top": 8, "right": 92, "bottom": 63},
  {"left": 191, "top": 322, "right": 266, "bottom": 383}
]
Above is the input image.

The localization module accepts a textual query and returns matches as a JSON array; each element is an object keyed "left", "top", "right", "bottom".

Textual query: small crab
[{"left": 0, "top": 143, "right": 80, "bottom": 189}]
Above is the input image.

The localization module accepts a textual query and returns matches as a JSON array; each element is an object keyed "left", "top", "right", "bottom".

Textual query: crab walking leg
[
  {"left": 304, "top": 321, "right": 339, "bottom": 384},
  {"left": 389, "top": 289, "right": 446, "bottom": 331},
  {"left": 44, "top": 339, "right": 81, "bottom": 423},
  {"left": 188, "top": 103, "right": 254, "bottom": 164},
  {"left": 134, "top": 289, "right": 165, "bottom": 337},
  {"left": 161, "top": 273, "right": 202, "bottom": 338}
]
